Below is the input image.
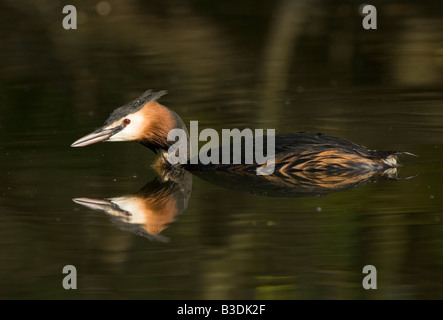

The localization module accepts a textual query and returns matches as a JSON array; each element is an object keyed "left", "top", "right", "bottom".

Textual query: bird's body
[
  {"left": 183, "top": 132, "right": 399, "bottom": 174},
  {"left": 71, "top": 90, "right": 401, "bottom": 175}
]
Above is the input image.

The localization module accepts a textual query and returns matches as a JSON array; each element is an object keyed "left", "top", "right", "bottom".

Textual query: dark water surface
[{"left": 1, "top": 0, "right": 443, "bottom": 299}]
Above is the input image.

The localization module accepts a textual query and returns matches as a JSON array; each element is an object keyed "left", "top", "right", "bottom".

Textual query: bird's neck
[{"left": 138, "top": 103, "right": 190, "bottom": 160}]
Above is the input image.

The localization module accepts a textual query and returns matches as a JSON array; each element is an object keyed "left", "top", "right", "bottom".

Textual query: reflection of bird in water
[
  {"left": 191, "top": 167, "right": 399, "bottom": 198},
  {"left": 73, "top": 164, "right": 404, "bottom": 241},
  {"left": 73, "top": 169, "right": 192, "bottom": 242},
  {"left": 71, "top": 90, "right": 407, "bottom": 175}
]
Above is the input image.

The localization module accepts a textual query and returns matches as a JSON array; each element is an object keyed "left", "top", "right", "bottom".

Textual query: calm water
[{"left": 1, "top": 0, "right": 443, "bottom": 299}]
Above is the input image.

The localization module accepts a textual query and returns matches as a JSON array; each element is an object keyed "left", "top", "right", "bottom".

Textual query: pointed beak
[
  {"left": 73, "top": 197, "right": 114, "bottom": 211},
  {"left": 72, "top": 197, "right": 127, "bottom": 216},
  {"left": 71, "top": 125, "right": 123, "bottom": 147}
]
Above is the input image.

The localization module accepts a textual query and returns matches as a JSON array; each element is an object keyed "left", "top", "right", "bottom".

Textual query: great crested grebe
[{"left": 71, "top": 90, "right": 401, "bottom": 174}]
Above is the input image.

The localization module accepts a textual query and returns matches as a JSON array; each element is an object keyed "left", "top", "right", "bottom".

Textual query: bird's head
[{"left": 71, "top": 90, "right": 188, "bottom": 153}]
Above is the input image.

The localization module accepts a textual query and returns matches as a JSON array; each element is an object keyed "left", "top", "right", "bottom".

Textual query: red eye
[{"left": 123, "top": 119, "right": 131, "bottom": 125}]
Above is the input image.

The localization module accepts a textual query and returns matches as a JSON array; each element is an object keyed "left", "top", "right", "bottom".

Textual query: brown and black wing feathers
[{"left": 186, "top": 132, "right": 399, "bottom": 174}]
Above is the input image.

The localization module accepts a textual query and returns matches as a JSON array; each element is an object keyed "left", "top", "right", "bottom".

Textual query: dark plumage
[
  {"left": 184, "top": 132, "right": 400, "bottom": 174},
  {"left": 104, "top": 90, "right": 168, "bottom": 126}
]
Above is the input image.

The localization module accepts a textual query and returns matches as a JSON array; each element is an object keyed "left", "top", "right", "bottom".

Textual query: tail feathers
[{"left": 374, "top": 150, "right": 417, "bottom": 168}]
